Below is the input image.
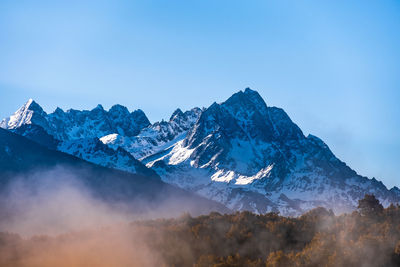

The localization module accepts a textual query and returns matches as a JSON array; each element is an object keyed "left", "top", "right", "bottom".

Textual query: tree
[{"left": 357, "top": 194, "right": 383, "bottom": 217}]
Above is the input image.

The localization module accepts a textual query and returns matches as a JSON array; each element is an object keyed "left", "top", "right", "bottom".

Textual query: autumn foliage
[{"left": 1, "top": 195, "right": 400, "bottom": 267}]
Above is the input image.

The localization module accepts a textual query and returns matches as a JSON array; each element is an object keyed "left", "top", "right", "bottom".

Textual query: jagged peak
[
  {"left": 243, "top": 87, "right": 264, "bottom": 100},
  {"left": 169, "top": 108, "right": 185, "bottom": 121},
  {"left": 244, "top": 87, "right": 256, "bottom": 94},
  {"left": 66, "top": 108, "right": 78, "bottom": 114},
  {"left": 189, "top": 107, "right": 202, "bottom": 113},
  {"left": 390, "top": 186, "right": 400, "bottom": 193},
  {"left": 25, "top": 98, "right": 34, "bottom": 106},
  {"left": 159, "top": 119, "right": 169, "bottom": 125},
  {"left": 54, "top": 107, "right": 64, "bottom": 114},
  {"left": 223, "top": 88, "right": 268, "bottom": 114},
  {"left": 131, "top": 108, "right": 146, "bottom": 116},
  {"left": 1, "top": 99, "right": 47, "bottom": 129},
  {"left": 228, "top": 87, "right": 262, "bottom": 99},
  {"left": 109, "top": 104, "right": 129, "bottom": 114},
  {"left": 92, "top": 104, "right": 104, "bottom": 111},
  {"left": 131, "top": 109, "right": 151, "bottom": 126},
  {"left": 184, "top": 107, "right": 202, "bottom": 119},
  {"left": 22, "top": 98, "right": 44, "bottom": 113}
]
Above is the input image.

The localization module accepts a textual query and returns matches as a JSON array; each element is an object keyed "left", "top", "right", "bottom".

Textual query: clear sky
[{"left": 0, "top": 1, "right": 399, "bottom": 188}]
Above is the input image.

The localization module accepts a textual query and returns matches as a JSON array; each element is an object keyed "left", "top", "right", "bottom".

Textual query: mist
[
  {"left": 1, "top": 167, "right": 399, "bottom": 267},
  {"left": 0, "top": 166, "right": 206, "bottom": 267},
  {"left": 0, "top": 167, "right": 135, "bottom": 236}
]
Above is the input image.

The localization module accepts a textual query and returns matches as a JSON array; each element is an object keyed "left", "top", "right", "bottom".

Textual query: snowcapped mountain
[
  {"left": 100, "top": 107, "right": 202, "bottom": 160},
  {"left": 1, "top": 100, "right": 153, "bottom": 177},
  {"left": 2, "top": 89, "right": 399, "bottom": 215},
  {"left": 58, "top": 137, "right": 157, "bottom": 177},
  {"left": 0, "top": 99, "right": 200, "bottom": 178},
  {"left": 1, "top": 99, "right": 150, "bottom": 141},
  {"left": 146, "top": 88, "right": 400, "bottom": 215},
  {"left": 0, "top": 128, "right": 229, "bottom": 216},
  {"left": 0, "top": 99, "right": 49, "bottom": 130}
]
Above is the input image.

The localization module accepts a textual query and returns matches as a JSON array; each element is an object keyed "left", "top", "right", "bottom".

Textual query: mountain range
[
  {"left": 1, "top": 88, "right": 399, "bottom": 215},
  {"left": 0, "top": 128, "right": 228, "bottom": 217}
]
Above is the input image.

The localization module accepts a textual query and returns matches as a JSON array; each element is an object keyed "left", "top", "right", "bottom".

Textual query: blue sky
[{"left": 0, "top": 1, "right": 399, "bottom": 187}]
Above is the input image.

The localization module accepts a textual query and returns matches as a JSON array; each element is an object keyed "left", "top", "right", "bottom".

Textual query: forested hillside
[{"left": 1, "top": 195, "right": 400, "bottom": 267}]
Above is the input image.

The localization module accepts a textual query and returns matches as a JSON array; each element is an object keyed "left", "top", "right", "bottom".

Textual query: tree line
[{"left": 1, "top": 194, "right": 400, "bottom": 267}]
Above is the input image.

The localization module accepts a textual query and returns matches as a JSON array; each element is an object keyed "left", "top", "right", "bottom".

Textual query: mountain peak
[
  {"left": 23, "top": 99, "right": 44, "bottom": 113},
  {"left": 223, "top": 88, "right": 267, "bottom": 114},
  {"left": 170, "top": 108, "right": 184, "bottom": 121},
  {"left": 0, "top": 99, "right": 48, "bottom": 130},
  {"left": 2, "top": 89, "right": 399, "bottom": 216},
  {"left": 92, "top": 104, "right": 104, "bottom": 111},
  {"left": 244, "top": 87, "right": 255, "bottom": 93},
  {"left": 243, "top": 87, "right": 261, "bottom": 97},
  {"left": 53, "top": 107, "right": 65, "bottom": 115},
  {"left": 131, "top": 109, "right": 151, "bottom": 128},
  {"left": 131, "top": 108, "right": 146, "bottom": 117},
  {"left": 109, "top": 104, "right": 129, "bottom": 115},
  {"left": 25, "top": 98, "right": 34, "bottom": 106}
]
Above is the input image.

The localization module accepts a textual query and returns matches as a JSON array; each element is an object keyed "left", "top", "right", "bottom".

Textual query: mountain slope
[
  {"left": 2, "top": 90, "right": 399, "bottom": 216},
  {"left": 0, "top": 128, "right": 229, "bottom": 216},
  {"left": 0, "top": 101, "right": 155, "bottom": 176},
  {"left": 100, "top": 107, "right": 202, "bottom": 160},
  {"left": 58, "top": 137, "right": 157, "bottom": 177},
  {"left": 1, "top": 100, "right": 202, "bottom": 177},
  {"left": 146, "top": 88, "right": 400, "bottom": 215},
  {"left": 0, "top": 99, "right": 150, "bottom": 141}
]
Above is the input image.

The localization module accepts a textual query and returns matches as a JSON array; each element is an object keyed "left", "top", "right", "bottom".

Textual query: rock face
[
  {"left": 2, "top": 89, "right": 399, "bottom": 215},
  {"left": 58, "top": 137, "right": 157, "bottom": 177},
  {"left": 146, "top": 88, "right": 400, "bottom": 215},
  {"left": 100, "top": 107, "right": 202, "bottom": 160},
  {"left": 0, "top": 100, "right": 153, "bottom": 177},
  {"left": 0, "top": 128, "right": 229, "bottom": 216},
  {"left": 0, "top": 100, "right": 150, "bottom": 140}
]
